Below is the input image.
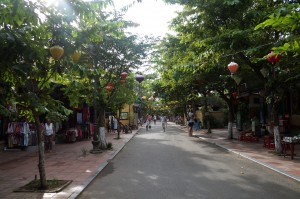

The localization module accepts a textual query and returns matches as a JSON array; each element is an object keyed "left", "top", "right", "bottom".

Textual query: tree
[
  {"left": 156, "top": 0, "right": 299, "bottom": 140},
  {"left": 255, "top": 2, "right": 300, "bottom": 153},
  {"left": 0, "top": 0, "right": 149, "bottom": 188}
]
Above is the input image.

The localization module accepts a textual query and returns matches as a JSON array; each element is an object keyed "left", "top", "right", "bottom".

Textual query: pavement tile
[{"left": 0, "top": 131, "right": 137, "bottom": 198}]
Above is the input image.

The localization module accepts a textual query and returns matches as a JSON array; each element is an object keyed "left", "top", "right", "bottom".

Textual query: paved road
[{"left": 78, "top": 123, "right": 300, "bottom": 199}]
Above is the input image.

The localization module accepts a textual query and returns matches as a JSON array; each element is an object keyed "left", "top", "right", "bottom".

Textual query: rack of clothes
[{"left": 6, "top": 122, "right": 36, "bottom": 149}]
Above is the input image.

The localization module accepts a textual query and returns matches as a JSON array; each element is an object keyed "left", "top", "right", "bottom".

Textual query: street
[{"left": 78, "top": 122, "right": 300, "bottom": 199}]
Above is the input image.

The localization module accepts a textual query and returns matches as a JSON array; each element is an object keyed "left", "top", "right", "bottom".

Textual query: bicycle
[
  {"left": 120, "top": 123, "right": 132, "bottom": 134},
  {"left": 124, "top": 124, "right": 132, "bottom": 134}
]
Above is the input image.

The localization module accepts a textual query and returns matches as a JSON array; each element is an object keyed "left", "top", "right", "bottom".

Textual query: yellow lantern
[
  {"left": 50, "top": 45, "right": 64, "bottom": 60},
  {"left": 72, "top": 51, "right": 81, "bottom": 62}
]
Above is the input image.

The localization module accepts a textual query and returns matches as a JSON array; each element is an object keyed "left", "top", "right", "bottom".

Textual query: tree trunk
[
  {"left": 117, "top": 108, "right": 121, "bottom": 139},
  {"left": 227, "top": 102, "right": 235, "bottom": 139},
  {"left": 271, "top": 101, "right": 282, "bottom": 153},
  {"left": 204, "top": 94, "right": 211, "bottom": 133},
  {"left": 274, "top": 126, "right": 282, "bottom": 153},
  {"left": 33, "top": 110, "right": 47, "bottom": 189},
  {"left": 98, "top": 105, "right": 107, "bottom": 149}
]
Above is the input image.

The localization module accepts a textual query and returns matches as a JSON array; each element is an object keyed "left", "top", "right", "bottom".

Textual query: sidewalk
[
  {"left": 178, "top": 125, "right": 300, "bottom": 183},
  {"left": 0, "top": 130, "right": 138, "bottom": 199},
  {"left": 1, "top": 125, "right": 299, "bottom": 199}
]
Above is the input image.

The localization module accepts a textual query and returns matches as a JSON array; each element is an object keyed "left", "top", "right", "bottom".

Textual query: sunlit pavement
[
  {"left": 0, "top": 122, "right": 299, "bottom": 198},
  {"left": 177, "top": 125, "right": 300, "bottom": 183}
]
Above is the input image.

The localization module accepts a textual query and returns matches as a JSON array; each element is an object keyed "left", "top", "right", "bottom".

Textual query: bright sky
[
  {"left": 112, "top": 0, "right": 182, "bottom": 37},
  {"left": 37, "top": 0, "right": 181, "bottom": 37}
]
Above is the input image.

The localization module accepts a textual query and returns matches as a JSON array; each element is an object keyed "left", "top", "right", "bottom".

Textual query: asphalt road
[{"left": 78, "top": 123, "right": 300, "bottom": 199}]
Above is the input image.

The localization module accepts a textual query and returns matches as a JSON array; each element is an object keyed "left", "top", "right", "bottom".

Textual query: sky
[
  {"left": 37, "top": 0, "right": 181, "bottom": 37},
  {"left": 112, "top": 0, "right": 182, "bottom": 37}
]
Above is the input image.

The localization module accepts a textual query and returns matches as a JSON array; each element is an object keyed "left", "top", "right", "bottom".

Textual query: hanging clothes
[
  {"left": 77, "top": 112, "right": 83, "bottom": 124},
  {"left": 20, "top": 122, "right": 30, "bottom": 148},
  {"left": 83, "top": 105, "right": 89, "bottom": 123},
  {"left": 113, "top": 117, "right": 118, "bottom": 130}
]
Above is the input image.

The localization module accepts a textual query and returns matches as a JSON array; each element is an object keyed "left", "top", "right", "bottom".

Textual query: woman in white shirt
[{"left": 44, "top": 119, "right": 54, "bottom": 152}]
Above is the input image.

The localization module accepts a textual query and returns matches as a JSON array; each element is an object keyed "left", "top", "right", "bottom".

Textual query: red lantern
[
  {"left": 232, "top": 92, "right": 238, "bottom": 98},
  {"left": 266, "top": 51, "right": 280, "bottom": 64},
  {"left": 120, "top": 79, "right": 126, "bottom": 84},
  {"left": 228, "top": 62, "right": 239, "bottom": 74},
  {"left": 106, "top": 83, "right": 114, "bottom": 92},
  {"left": 121, "top": 72, "right": 128, "bottom": 79}
]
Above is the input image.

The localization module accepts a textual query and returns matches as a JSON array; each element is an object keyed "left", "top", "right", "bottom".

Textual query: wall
[
  {"left": 195, "top": 110, "right": 225, "bottom": 126},
  {"left": 118, "top": 104, "right": 135, "bottom": 125}
]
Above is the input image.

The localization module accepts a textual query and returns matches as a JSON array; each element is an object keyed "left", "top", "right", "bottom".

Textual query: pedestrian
[
  {"left": 145, "top": 114, "right": 151, "bottom": 131},
  {"left": 153, "top": 115, "right": 157, "bottom": 125},
  {"left": 44, "top": 119, "right": 54, "bottom": 152},
  {"left": 110, "top": 116, "right": 114, "bottom": 133},
  {"left": 113, "top": 116, "right": 118, "bottom": 133},
  {"left": 161, "top": 115, "right": 167, "bottom": 132},
  {"left": 187, "top": 111, "right": 194, "bottom": 136},
  {"left": 20, "top": 119, "right": 30, "bottom": 151}
]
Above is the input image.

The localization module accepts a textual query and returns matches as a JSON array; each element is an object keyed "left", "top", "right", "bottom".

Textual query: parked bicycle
[{"left": 120, "top": 123, "right": 132, "bottom": 134}]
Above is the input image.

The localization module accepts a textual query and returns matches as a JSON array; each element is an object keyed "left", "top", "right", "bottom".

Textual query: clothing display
[
  {"left": 6, "top": 122, "right": 36, "bottom": 148},
  {"left": 77, "top": 112, "right": 83, "bottom": 124}
]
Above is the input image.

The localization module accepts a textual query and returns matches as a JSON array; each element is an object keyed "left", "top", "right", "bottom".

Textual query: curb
[
  {"left": 174, "top": 124, "right": 300, "bottom": 183},
  {"left": 198, "top": 137, "right": 300, "bottom": 183},
  {"left": 71, "top": 130, "right": 140, "bottom": 199}
]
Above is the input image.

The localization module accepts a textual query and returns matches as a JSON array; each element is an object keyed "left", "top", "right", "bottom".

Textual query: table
[
  {"left": 282, "top": 141, "right": 300, "bottom": 160},
  {"left": 263, "top": 135, "right": 274, "bottom": 149}
]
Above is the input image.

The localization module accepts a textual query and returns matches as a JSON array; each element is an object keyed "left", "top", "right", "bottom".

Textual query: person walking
[
  {"left": 153, "top": 115, "right": 157, "bottom": 125},
  {"left": 20, "top": 119, "right": 30, "bottom": 151},
  {"left": 44, "top": 119, "right": 54, "bottom": 152},
  {"left": 113, "top": 116, "right": 118, "bottom": 133},
  {"left": 161, "top": 115, "right": 167, "bottom": 132},
  {"left": 187, "top": 111, "right": 194, "bottom": 137},
  {"left": 145, "top": 114, "right": 151, "bottom": 131}
]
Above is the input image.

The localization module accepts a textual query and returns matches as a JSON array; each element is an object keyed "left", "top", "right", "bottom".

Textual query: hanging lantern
[
  {"left": 106, "top": 83, "right": 114, "bottom": 92},
  {"left": 135, "top": 74, "right": 144, "bottom": 83},
  {"left": 72, "top": 51, "right": 81, "bottom": 62},
  {"left": 120, "top": 79, "right": 126, "bottom": 84},
  {"left": 267, "top": 51, "right": 280, "bottom": 64},
  {"left": 228, "top": 61, "right": 239, "bottom": 75},
  {"left": 121, "top": 72, "right": 128, "bottom": 79},
  {"left": 50, "top": 45, "right": 64, "bottom": 60},
  {"left": 232, "top": 92, "right": 238, "bottom": 98}
]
